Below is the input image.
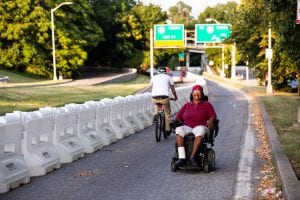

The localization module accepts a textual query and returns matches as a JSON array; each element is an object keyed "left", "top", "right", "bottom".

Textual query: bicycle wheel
[{"left": 155, "top": 113, "right": 163, "bottom": 142}]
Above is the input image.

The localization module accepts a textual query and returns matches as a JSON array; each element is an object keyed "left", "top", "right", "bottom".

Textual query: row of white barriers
[{"left": 0, "top": 85, "right": 195, "bottom": 193}]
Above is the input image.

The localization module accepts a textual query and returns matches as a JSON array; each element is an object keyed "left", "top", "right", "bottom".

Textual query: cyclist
[{"left": 150, "top": 67, "right": 178, "bottom": 137}]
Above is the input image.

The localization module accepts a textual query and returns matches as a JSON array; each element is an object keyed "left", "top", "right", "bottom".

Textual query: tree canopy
[{"left": 0, "top": 0, "right": 299, "bottom": 94}]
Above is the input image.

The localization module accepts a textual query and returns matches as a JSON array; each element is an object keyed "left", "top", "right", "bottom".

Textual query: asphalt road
[{"left": 0, "top": 80, "right": 259, "bottom": 200}]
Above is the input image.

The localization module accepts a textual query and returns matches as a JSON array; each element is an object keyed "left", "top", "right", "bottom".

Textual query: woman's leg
[
  {"left": 175, "top": 126, "right": 192, "bottom": 166},
  {"left": 190, "top": 126, "right": 209, "bottom": 166}
]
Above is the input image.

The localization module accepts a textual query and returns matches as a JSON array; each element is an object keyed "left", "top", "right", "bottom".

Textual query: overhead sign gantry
[{"left": 150, "top": 23, "right": 232, "bottom": 78}]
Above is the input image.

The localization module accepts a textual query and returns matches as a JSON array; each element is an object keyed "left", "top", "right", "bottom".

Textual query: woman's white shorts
[{"left": 175, "top": 125, "right": 208, "bottom": 137}]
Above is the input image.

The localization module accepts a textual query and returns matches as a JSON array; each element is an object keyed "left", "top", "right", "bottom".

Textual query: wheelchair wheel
[
  {"left": 204, "top": 163, "right": 209, "bottom": 173},
  {"left": 155, "top": 114, "right": 163, "bottom": 142},
  {"left": 207, "top": 149, "right": 216, "bottom": 171}
]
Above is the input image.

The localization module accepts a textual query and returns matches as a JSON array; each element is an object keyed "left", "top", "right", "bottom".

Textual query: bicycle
[{"left": 153, "top": 98, "right": 175, "bottom": 142}]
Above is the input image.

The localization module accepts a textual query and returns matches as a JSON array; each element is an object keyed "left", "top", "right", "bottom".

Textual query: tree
[
  {"left": 266, "top": 0, "right": 300, "bottom": 94},
  {"left": 168, "top": 1, "right": 193, "bottom": 24},
  {"left": 197, "top": 1, "right": 239, "bottom": 74},
  {"left": 197, "top": 1, "right": 237, "bottom": 24},
  {"left": 48, "top": 0, "right": 103, "bottom": 78},
  {"left": 231, "top": 0, "right": 269, "bottom": 84},
  {"left": 0, "top": 0, "right": 103, "bottom": 79},
  {"left": 232, "top": 0, "right": 300, "bottom": 94},
  {"left": 131, "top": 3, "right": 168, "bottom": 70},
  {"left": 88, "top": 0, "right": 142, "bottom": 69},
  {"left": 0, "top": 0, "right": 51, "bottom": 76}
]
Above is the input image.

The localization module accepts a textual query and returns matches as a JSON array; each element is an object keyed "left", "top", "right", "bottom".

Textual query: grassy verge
[
  {"left": 0, "top": 74, "right": 150, "bottom": 116},
  {"left": 0, "top": 69, "right": 46, "bottom": 83},
  {"left": 260, "top": 95, "right": 300, "bottom": 179},
  {"left": 204, "top": 73, "right": 300, "bottom": 179}
]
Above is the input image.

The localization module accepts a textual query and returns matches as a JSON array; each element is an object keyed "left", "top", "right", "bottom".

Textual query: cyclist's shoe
[
  {"left": 175, "top": 159, "right": 186, "bottom": 167},
  {"left": 163, "top": 130, "right": 172, "bottom": 138},
  {"left": 153, "top": 114, "right": 158, "bottom": 123}
]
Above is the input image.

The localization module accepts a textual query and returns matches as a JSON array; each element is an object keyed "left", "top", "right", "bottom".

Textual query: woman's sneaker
[
  {"left": 175, "top": 159, "right": 186, "bottom": 167},
  {"left": 190, "top": 158, "right": 201, "bottom": 167}
]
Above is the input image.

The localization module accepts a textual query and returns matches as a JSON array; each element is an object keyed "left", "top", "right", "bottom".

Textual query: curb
[{"left": 257, "top": 97, "right": 300, "bottom": 200}]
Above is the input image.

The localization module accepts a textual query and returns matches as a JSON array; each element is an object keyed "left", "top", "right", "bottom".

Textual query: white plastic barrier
[
  {"left": 0, "top": 113, "right": 30, "bottom": 193},
  {"left": 101, "top": 98, "right": 130, "bottom": 139},
  {"left": 86, "top": 101, "right": 117, "bottom": 146},
  {"left": 139, "top": 92, "right": 154, "bottom": 125},
  {"left": 65, "top": 103, "right": 103, "bottom": 154},
  {"left": 115, "top": 96, "right": 140, "bottom": 134},
  {"left": 125, "top": 95, "right": 146, "bottom": 130},
  {"left": 42, "top": 106, "right": 85, "bottom": 164},
  {"left": 16, "top": 110, "right": 61, "bottom": 177},
  {"left": 135, "top": 94, "right": 151, "bottom": 127}
]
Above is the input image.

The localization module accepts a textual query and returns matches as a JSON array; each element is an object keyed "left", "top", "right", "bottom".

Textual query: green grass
[
  {"left": 0, "top": 69, "right": 46, "bottom": 83},
  {"left": 0, "top": 74, "right": 150, "bottom": 116},
  {"left": 261, "top": 95, "right": 300, "bottom": 179}
]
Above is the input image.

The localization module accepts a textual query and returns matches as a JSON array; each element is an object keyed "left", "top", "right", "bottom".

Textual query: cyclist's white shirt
[{"left": 150, "top": 73, "right": 174, "bottom": 97}]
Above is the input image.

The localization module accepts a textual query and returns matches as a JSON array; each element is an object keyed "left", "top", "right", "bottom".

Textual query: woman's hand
[{"left": 207, "top": 118, "right": 215, "bottom": 129}]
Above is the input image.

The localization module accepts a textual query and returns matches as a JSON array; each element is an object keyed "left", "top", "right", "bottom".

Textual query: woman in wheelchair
[{"left": 174, "top": 85, "right": 217, "bottom": 168}]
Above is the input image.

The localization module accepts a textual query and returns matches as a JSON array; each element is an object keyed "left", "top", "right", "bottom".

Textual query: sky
[{"left": 141, "top": 0, "right": 241, "bottom": 18}]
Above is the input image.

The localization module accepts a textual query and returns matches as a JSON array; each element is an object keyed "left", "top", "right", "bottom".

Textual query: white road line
[{"left": 233, "top": 94, "right": 255, "bottom": 200}]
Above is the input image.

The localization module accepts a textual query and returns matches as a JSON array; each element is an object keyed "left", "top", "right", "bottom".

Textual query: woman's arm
[{"left": 206, "top": 102, "right": 217, "bottom": 129}]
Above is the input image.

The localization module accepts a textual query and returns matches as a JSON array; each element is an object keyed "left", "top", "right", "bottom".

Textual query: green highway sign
[
  {"left": 154, "top": 24, "right": 184, "bottom": 47},
  {"left": 178, "top": 52, "right": 185, "bottom": 61},
  {"left": 195, "top": 24, "right": 231, "bottom": 43}
]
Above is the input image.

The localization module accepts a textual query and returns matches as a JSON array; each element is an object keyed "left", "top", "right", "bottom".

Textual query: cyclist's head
[{"left": 158, "top": 67, "right": 167, "bottom": 74}]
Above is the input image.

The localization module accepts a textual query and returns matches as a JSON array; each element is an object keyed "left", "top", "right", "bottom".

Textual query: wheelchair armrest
[
  {"left": 213, "top": 119, "right": 220, "bottom": 138},
  {"left": 170, "top": 119, "right": 183, "bottom": 129}
]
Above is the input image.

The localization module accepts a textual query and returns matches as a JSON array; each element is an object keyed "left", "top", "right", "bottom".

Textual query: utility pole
[
  {"left": 150, "top": 29, "right": 154, "bottom": 78},
  {"left": 231, "top": 42, "right": 236, "bottom": 79},
  {"left": 266, "top": 23, "right": 273, "bottom": 94}
]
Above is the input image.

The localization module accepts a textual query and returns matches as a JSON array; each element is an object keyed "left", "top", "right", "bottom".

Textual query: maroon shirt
[{"left": 176, "top": 101, "right": 217, "bottom": 128}]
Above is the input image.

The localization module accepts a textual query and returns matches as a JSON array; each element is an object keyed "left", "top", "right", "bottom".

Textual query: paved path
[
  {"left": 2, "top": 70, "right": 133, "bottom": 88},
  {"left": 55, "top": 71, "right": 129, "bottom": 86}
]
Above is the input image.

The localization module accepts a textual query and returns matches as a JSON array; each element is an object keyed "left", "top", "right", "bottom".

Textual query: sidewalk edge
[{"left": 257, "top": 97, "right": 300, "bottom": 200}]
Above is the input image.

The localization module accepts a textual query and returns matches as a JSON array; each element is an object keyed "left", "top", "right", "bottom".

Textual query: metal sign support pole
[{"left": 150, "top": 29, "right": 154, "bottom": 78}]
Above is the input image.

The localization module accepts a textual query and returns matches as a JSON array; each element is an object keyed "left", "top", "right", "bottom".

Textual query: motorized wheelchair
[{"left": 170, "top": 119, "right": 219, "bottom": 173}]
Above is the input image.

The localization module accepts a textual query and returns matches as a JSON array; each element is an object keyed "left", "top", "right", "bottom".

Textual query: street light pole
[
  {"left": 51, "top": 2, "right": 73, "bottom": 81},
  {"left": 221, "top": 44, "right": 225, "bottom": 77}
]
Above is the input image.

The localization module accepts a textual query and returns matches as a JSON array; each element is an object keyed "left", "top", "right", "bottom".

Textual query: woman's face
[{"left": 192, "top": 90, "right": 202, "bottom": 101}]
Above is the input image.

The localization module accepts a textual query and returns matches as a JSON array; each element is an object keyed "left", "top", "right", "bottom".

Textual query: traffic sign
[
  {"left": 178, "top": 52, "right": 185, "bottom": 61},
  {"left": 154, "top": 24, "right": 184, "bottom": 47},
  {"left": 195, "top": 24, "right": 231, "bottom": 43}
]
